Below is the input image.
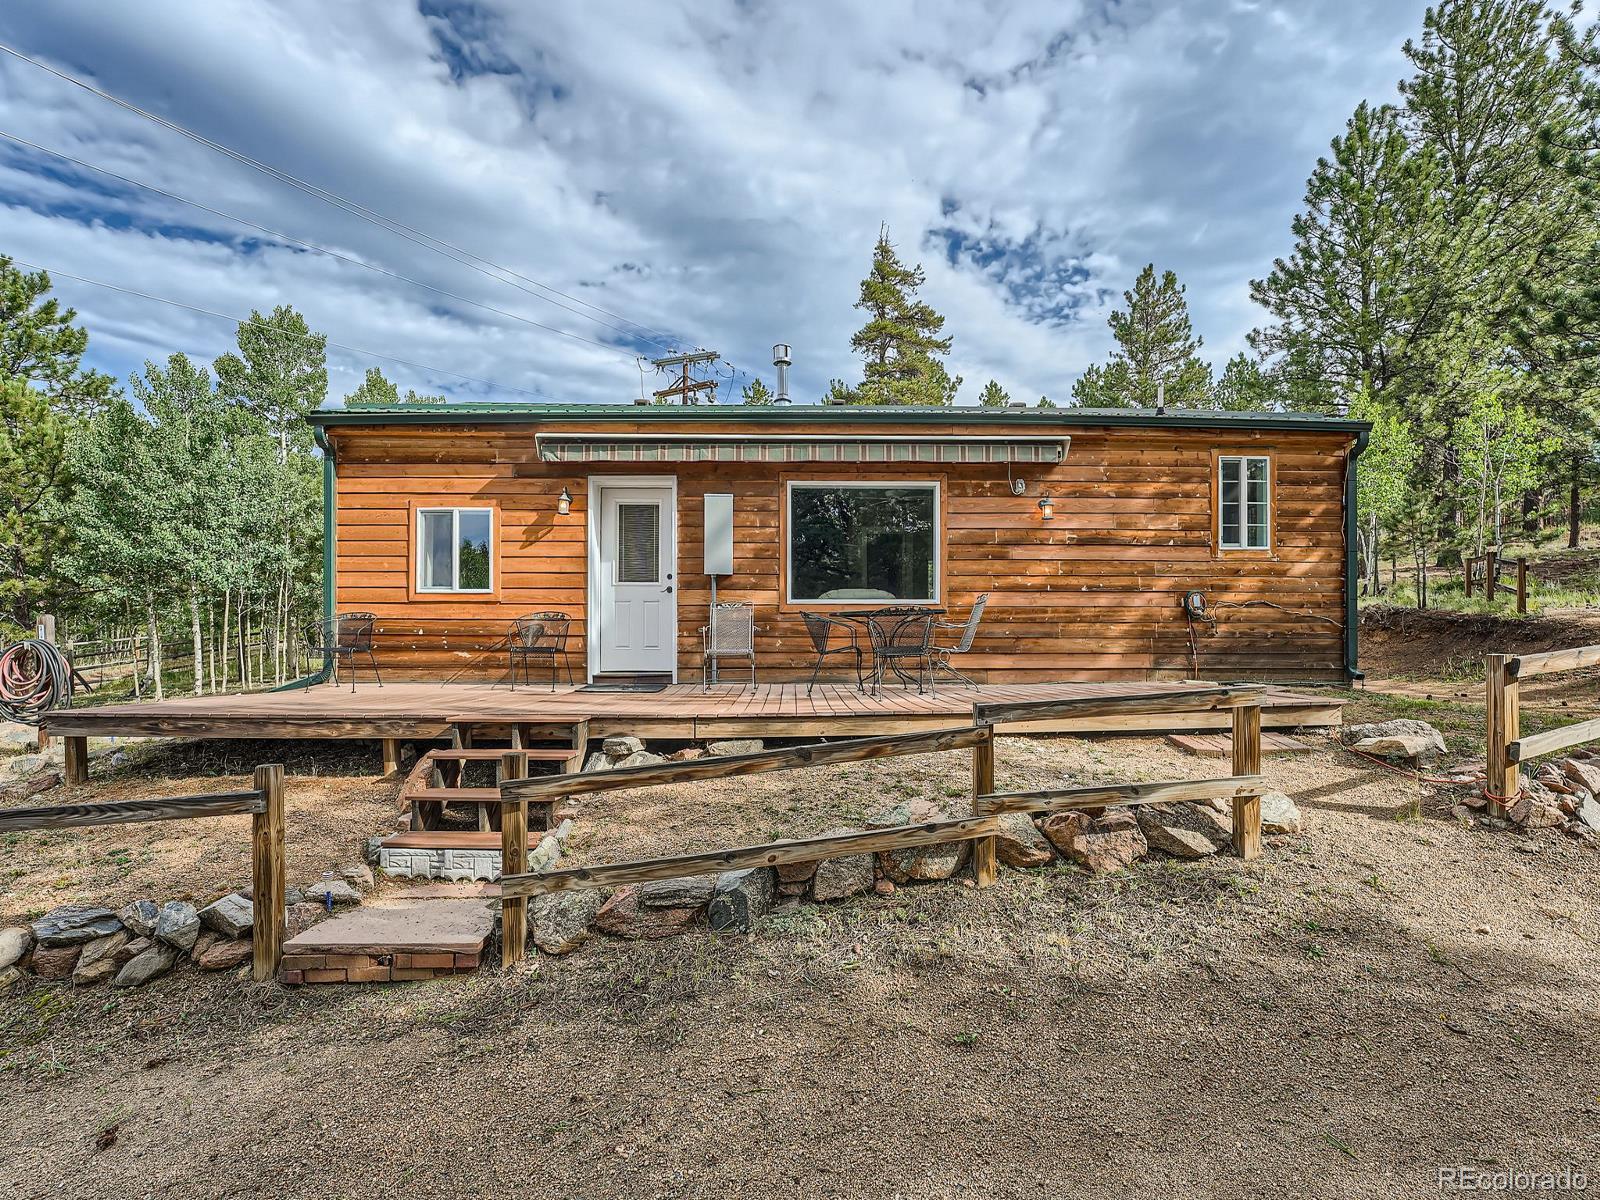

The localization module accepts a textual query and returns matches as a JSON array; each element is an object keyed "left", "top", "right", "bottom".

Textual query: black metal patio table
[{"left": 833, "top": 607, "right": 946, "bottom": 693}]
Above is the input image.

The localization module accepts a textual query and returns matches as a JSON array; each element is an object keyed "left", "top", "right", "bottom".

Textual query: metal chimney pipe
[{"left": 773, "top": 343, "right": 792, "bottom": 404}]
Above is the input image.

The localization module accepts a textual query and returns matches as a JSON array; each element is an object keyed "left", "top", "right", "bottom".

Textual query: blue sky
[{"left": 0, "top": 0, "right": 1430, "bottom": 406}]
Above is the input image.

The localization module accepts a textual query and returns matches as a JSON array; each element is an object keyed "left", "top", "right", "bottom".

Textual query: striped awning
[{"left": 535, "top": 434, "right": 1069, "bottom": 465}]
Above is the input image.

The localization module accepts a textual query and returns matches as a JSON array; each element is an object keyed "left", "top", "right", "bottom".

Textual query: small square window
[
  {"left": 1218, "top": 457, "right": 1269, "bottom": 551},
  {"left": 417, "top": 507, "right": 494, "bottom": 592}
]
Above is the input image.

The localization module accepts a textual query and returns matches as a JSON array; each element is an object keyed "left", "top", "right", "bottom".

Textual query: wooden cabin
[{"left": 307, "top": 403, "right": 1370, "bottom": 686}]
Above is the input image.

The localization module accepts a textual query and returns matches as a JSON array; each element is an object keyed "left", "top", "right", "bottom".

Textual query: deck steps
[
  {"left": 383, "top": 830, "right": 501, "bottom": 849},
  {"left": 280, "top": 900, "right": 493, "bottom": 985},
  {"left": 426, "top": 747, "right": 578, "bottom": 763},
  {"left": 1165, "top": 732, "right": 1317, "bottom": 758}
]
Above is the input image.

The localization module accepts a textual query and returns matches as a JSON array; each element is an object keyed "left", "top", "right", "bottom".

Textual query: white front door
[{"left": 594, "top": 484, "right": 676, "bottom": 675}]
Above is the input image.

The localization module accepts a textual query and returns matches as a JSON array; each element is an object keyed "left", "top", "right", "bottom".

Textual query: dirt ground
[{"left": 3, "top": 673, "right": 1599, "bottom": 1199}]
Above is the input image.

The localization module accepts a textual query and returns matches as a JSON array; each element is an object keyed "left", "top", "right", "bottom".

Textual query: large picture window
[
  {"left": 1218, "top": 456, "right": 1270, "bottom": 551},
  {"left": 417, "top": 507, "right": 493, "bottom": 592},
  {"left": 787, "top": 482, "right": 939, "bottom": 603}
]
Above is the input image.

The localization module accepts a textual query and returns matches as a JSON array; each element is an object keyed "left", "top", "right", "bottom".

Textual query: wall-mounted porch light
[
  {"left": 557, "top": 487, "right": 573, "bottom": 516},
  {"left": 1038, "top": 494, "right": 1055, "bottom": 521}
]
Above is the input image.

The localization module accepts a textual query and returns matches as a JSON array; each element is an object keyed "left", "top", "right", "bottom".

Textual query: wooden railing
[
  {"left": 1464, "top": 552, "right": 1529, "bottom": 613},
  {"left": 494, "top": 687, "right": 1268, "bottom": 968},
  {"left": 1486, "top": 645, "right": 1600, "bottom": 817},
  {"left": 0, "top": 765, "right": 286, "bottom": 980}
]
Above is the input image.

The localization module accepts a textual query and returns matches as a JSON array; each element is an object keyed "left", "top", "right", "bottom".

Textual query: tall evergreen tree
[
  {"left": 0, "top": 257, "right": 114, "bottom": 418},
  {"left": 836, "top": 227, "right": 959, "bottom": 406},
  {"left": 1071, "top": 265, "right": 1212, "bottom": 407},
  {"left": 0, "top": 377, "right": 70, "bottom": 631},
  {"left": 1249, "top": 102, "right": 1445, "bottom": 411}
]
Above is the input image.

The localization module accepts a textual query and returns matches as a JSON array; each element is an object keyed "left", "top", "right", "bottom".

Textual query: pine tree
[
  {"left": 978, "top": 380, "right": 1010, "bottom": 407},
  {"left": 346, "top": 366, "right": 445, "bottom": 406},
  {"left": 1249, "top": 102, "right": 1444, "bottom": 411},
  {"left": 839, "top": 226, "right": 958, "bottom": 405},
  {"left": 740, "top": 378, "right": 775, "bottom": 405},
  {"left": 0, "top": 256, "right": 115, "bottom": 418},
  {"left": 1213, "top": 354, "right": 1281, "bottom": 412},
  {"left": 1071, "top": 265, "right": 1212, "bottom": 407},
  {"left": 0, "top": 377, "right": 71, "bottom": 631}
]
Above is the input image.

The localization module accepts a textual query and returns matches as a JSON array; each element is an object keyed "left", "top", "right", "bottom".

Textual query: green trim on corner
[
  {"left": 270, "top": 429, "right": 337, "bottom": 692},
  {"left": 1343, "top": 430, "right": 1369, "bottom": 684}
]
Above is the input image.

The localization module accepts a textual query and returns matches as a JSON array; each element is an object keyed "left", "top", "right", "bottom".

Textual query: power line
[
  {"left": 11, "top": 257, "right": 566, "bottom": 402},
  {"left": 0, "top": 42, "right": 689, "bottom": 351},
  {"left": 0, "top": 41, "right": 768, "bottom": 389},
  {"left": 0, "top": 130, "right": 651, "bottom": 362}
]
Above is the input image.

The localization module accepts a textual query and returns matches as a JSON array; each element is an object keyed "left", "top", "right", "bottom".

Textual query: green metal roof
[{"left": 306, "top": 401, "right": 1369, "bottom": 434}]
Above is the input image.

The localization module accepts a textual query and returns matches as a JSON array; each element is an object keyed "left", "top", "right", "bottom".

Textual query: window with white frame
[
  {"left": 417, "top": 507, "right": 493, "bottom": 592},
  {"left": 787, "top": 481, "right": 939, "bottom": 603},
  {"left": 1218, "top": 456, "right": 1270, "bottom": 550}
]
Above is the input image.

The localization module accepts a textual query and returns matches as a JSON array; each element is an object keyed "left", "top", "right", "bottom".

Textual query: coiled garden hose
[{"left": 0, "top": 638, "right": 73, "bottom": 725}]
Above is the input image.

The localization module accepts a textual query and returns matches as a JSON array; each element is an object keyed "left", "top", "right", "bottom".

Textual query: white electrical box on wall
[{"left": 704, "top": 493, "right": 734, "bottom": 576}]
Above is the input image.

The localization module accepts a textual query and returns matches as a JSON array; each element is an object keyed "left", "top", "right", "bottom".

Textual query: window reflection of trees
[{"left": 791, "top": 486, "right": 935, "bottom": 601}]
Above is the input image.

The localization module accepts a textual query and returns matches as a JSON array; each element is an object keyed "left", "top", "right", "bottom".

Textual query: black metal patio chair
[
  {"left": 304, "top": 611, "right": 381, "bottom": 693},
  {"left": 932, "top": 593, "right": 988, "bottom": 689},
  {"left": 866, "top": 610, "right": 936, "bottom": 695},
  {"left": 508, "top": 612, "right": 574, "bottom": 691},
  {"left": 801, "top": 612, "right": 864, "bottom": 696}
]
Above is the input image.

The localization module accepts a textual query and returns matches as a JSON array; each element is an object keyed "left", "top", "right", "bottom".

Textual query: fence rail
[
  {"left": 0, "top": 765, "right": 286, "bottom": 980},
  {"left": 1486, "top": 645, "right": 1600, "bottom": 817},
  {"left": 494, "top": 688, "right": 1269, "bottom": 968}
]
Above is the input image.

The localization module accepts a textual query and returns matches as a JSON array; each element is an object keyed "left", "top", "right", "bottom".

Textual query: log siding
[{"left": 324, "top": 416, "right": 1357, "bottom": 684}]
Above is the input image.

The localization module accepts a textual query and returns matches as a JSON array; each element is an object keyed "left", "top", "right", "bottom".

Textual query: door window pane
[
  {"left": 789, "top": 485, "right": 937, "bottom": 602},
  {"left": 457, "top": 510, "right": 493, "bottom": 590},
  {"left": 617, "top": 503, "right": 660, "bottom": 583},
  {"left": 420, "top": 510, "right": 453, "bottom": 590}
]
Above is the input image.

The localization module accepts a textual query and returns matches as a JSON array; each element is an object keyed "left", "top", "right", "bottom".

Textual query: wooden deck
[{"left": 43, "top": 679, "right": 1344, "bottom": 742}]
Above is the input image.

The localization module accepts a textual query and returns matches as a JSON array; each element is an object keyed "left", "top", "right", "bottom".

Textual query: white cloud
[{"left": 0, "top": 0, "right": 1430, "bottom": 405}]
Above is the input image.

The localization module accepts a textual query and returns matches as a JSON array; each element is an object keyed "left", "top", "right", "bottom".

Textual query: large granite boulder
[
  {"left": 112, "top": 944, "right": 179, "bottom": 988},
  {"left": 707, "top": 869, "right": 776, "bottom": 934},
  {"left": 994, "top": 813, "right": 1055, "bottom": 869},
  {"left": 198, "top": 893, "right": 253, "bottom": 939},
  {"left": 153, "top": 901, "right": 200, "bottom": 951},
  {"left": 1343, "top": 719, "right": 1446, "bottom": 763},
  {"left": 31, "top": 904, "right": 122, "bottom": 947},
  {"left": 594, "top": 886, "right": 700, "bottom": 939},
  {"left": 1259, "top": 791, "right": 1303, "bottom": 835},
  {"left": 529, "top": 891, "right": 603, "bottom": 955},
  {"left": 0, "top": 926, "right": 33, "bottom": 972},
  {"left": 1041, "top": 811, "right": 1148, "bottom": 876},
  {"left": 638, "top": 874, "right": 718, "bottom": 909},
  {"left": 117, "top": 900, "right": 160, "bottom": 938},
  {"left": 867, "top": 799, "right": 968, "bottom": 883},
  {"left": 812, "top": 838, "right": 874, "bottom": 901}
]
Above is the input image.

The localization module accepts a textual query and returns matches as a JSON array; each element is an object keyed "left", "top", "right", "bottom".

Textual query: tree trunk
[
  {"left": 146, "top": 598, "right": 164, "bottom": 702},
  {"left": 1571, "top": 452, "right": 1582, "bottom": 550},
  {"left": 220, "top": 589, "right": 231, "bottom": 694},
  {"left": 188, "top": 588, "right": 204, "bottom": 698}
]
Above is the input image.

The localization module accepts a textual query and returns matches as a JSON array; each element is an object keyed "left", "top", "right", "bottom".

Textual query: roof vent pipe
[
  {"left": 1156, "top": 380, "right": 1166, "bottom": 414},
  {"left": 773, "top": 343, "right": 792, "bottom": 404}
]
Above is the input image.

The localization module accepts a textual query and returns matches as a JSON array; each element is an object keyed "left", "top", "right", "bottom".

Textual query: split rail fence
[
  {"left": 1486, "top": 644, "right": 1600, "bottom": 817},
  {"left": 1463, "top": 552, "right": 1530, "bottom": 613},
  {"left": 0, "top": 764, "right": 286, "bottom": 980},
  {"left": 494, "top": 687, "right": 1270, "bottom": 968}
]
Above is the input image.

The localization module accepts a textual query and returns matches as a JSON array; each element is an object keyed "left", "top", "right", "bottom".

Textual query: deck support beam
[
  {"left": 499, "top": 751, "right": 530, "bottom": 969},
  {"left": 381, "top": 738, "right": 401, "bottom": 778},
  {"left": 970, "top": 725, "right": 997, "bottom": 888},
  {"left": 63, "top": 736, "right": 88, "bottom": 786}
]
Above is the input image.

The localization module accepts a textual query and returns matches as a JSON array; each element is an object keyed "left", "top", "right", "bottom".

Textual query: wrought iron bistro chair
[
  {"left": 866, "top": 609, "right": 937, "bottom": 695},
  {"left": 304, "top": 611, "right": 381, "bottom": 693},
  {"left": 801, "top": 613, "right": 864, "bottom": 696},
  {"left": 701, "top": 601, "right": 757, "bottom": 689},
  {"left": 508, "top": 612, "right": 574, "bottom": 692},
  {"left": 931, "top": 593, "right": 989, "bottom": 689}
]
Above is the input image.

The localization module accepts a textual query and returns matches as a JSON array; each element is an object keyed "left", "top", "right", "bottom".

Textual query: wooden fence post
[
  {"left": 970, "top": 723, "right": 997, "bottom": 888},
  {"left": 1485, "top": 653, "right": 1520, "bottom": 819},
  {"left": 1516, "top": 557, "right": 1528, "bottom": 615},
  {"left": 251, "top": 763, "right": 286, "bottom": 982},
  {"left": 1231, "top": 701, "right": 1263, "bottom": 860},
  {"left": 500, "top": 751, "right": 530, "bottom": 968},
  {"left": 1463, "top": 556, "right": 1475, "bottom": 599}
]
